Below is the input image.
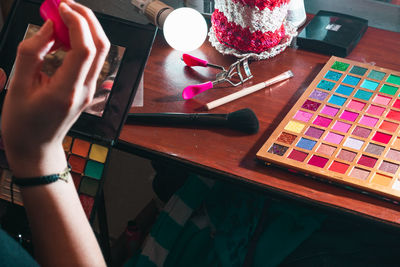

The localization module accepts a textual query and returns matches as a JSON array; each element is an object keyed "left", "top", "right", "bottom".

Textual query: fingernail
[{"left": 59, "top": 2, "right": 72, "bottom": 12}]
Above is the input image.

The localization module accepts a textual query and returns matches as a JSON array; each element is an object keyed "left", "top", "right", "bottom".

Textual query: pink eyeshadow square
[
  {"left": 340, "top": 110, "right": 359, "bottom": 122},
  {"left": 359, "top": 115, "right": 379, "bottom": 127},
  {"left": 373, "top": 95, "right": 391, "bottom": 105},
  {"left": 332, "top": 121, "right": 351, "bottom": 133},
  {"left": 294, "top": 110, "right": 313, "bottom": 122},
  {"left": 366, "top": 105, "right": 385, "bottom": 116},
  {"left": 347, "top": 100, "right": 365, "bottom": 111},
  {"left": 321, "top": 105, "right": 339, "bottom": 117},
  {"left": 313, "top": 116, "right": 332, "bottom": 127},
  {"left": 324, "top": 132, "right": 344, "bottom": 144}
]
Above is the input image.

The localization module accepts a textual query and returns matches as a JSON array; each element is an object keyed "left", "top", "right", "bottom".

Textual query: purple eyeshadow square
[
  {"left": 309, "top": 90, "right": 329, "bottom": 101},
  {"left": 302, "top": 100, "right": 321, "bottom": 111},
  {"left": 313, "top": 116, "right": 332, "bottom": 127},
  {"left": 359, "top": 115, "right": 379, "bottom": 127},
  {"left": 352, "top": 126, "right": 372, "bottom": 138},
  {"left": 340, "top": 110, "right": 359, "bottom": 122},
  {"left": 332, "top": 121, "right": 351, "bottom": 133},
  {"left": 305, "top": 127, "right": 324, "bottom": 139},
  {"left": 321, "top": 105, "right": 339, "bottom": 117}
]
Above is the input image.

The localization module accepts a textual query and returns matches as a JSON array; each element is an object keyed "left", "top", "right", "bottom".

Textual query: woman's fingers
[{"left": 65, "top": 0, "right": 110, "bottom": 89}]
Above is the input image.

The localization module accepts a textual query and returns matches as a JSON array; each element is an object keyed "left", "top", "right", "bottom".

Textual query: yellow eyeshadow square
[
  {"left": 89, "top": 144, "right": 108, "bottom": 163},
  {"left": 62, "top": 136, "right": 73, "bottom": 152},
  {"left": 284, "top": 121, "right": 305, "bottom": 134},
  {"left": 371, "top": 173, "right": 392, "bottom": 187}
]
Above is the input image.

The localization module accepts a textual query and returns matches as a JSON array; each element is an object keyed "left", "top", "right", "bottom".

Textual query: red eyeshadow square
[
  {"left": 379, "top": 121, "right": 398, "bottom": 132},
  {"left": 288, "top": 150, "right": 308, "bottom": 162},
  {"left": 393, "top": 99, "right": 400, "bottom": 109},
  {"left": 387, "top": 110, "right": 400, "bottom": 121},
  {"left": 68, "top": 155, "right": 86, "bottom": 173},
  {"left": 329, "top": 161, "right": 349, "bottom": 174},
  {"left": 372, "top": 132, "right": 392, "bottom": 144},
  {"left": 358, "top": 155, "right": 378, "bottom": 168},
  {"left": 308, "top": 155, "right": 329, "bottom": 168},
  {"left": 71, "top": 172, "right": 82, "bottom": 190},
  {"left": 79, "top": 194, "right": 94, "bottom": 219}
]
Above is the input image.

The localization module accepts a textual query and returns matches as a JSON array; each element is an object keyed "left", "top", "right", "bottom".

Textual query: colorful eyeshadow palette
[
  {"left": 257, "top": 56, "right": 400, "bottom": 201},
  {"left": 0, "top": 0, "right": 157, "bottom": 221}
]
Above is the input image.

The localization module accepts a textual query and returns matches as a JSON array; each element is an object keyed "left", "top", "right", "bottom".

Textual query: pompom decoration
[{"left": 209, "top": 0, "right": 298, "bottom": 60}]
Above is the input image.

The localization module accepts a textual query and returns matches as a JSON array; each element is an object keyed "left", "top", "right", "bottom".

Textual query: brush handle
[
  {"left": 182, "top": 81, "right": 213, "bottom": 99},
  {"left": 127, "top": 112, "right": 227, "bottom": 125}
]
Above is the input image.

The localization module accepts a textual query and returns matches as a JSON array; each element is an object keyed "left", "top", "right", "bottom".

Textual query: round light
[{"left": 163, "top": 7, "right": 208, "bottom": 52}]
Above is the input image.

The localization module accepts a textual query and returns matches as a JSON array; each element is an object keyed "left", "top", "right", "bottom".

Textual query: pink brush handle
[
  {"left": 40, "top": 0, "right": 71, "bottom": 50},
  {"left": 182, "top": 53, "right": 208, "bottom": 67},
  {"left": 182, "top": 82, "right": 213, "bottom": 99}
]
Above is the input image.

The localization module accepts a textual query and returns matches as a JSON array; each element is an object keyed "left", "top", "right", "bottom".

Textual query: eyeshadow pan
[
  {"left": 284, "top": 121, "right": 305, "bottom": 133},
  {"left": 84, "top": 160, "right": 104, "bottom": 180},
  {"left": 386, "top": 149, "right": 400, "bottom": 161},
  {"left": 324, "top": 132, "right": 344, "bottom": 144},
  {"left": 337, "top": 149, "right": 357, "bottom": 162},
  {"left": 72, "top": 138, "right": 91, "bottom": 157},
  {"left": 63, "top": 136, "right": 73, "bottom": 151},
  {"left": 379, "top": 121, "right": 398, "bottom": 132},
  {"left": 294, "top": 110, "right": 313, "bottom": 122},
  {"left": 354, "top": 89, "right": 373, "bottom": 101},
  {"left": 365, "top": 143, "right": 385, "bottom": 156},
  {"left": 393, "top": 99, "right": 400, "bottom": 109},
  {"left": 387, "top": 110, "right": 400, "bottom": 121},
  {"left": 331, "top": 61, "right": 349, "bottom": 71},
  {"left": 302, "top": 99, "right": 321, "bottom": 111},
  {"left": 329, "top": 161, "right": 349, "bottom": 174},
  {"left": 350, "top": 168, "right": 370, "bottom": 181},
  {"left": 366, "top": 105, "right": 385, "bottom": 116},
  {"left": 360, "top": 80, "right": 379, "bottom": 90},
  {"left": 352, "top": 126, "right": 371, "bottom": 138},
  {"left": 372, "top": 173, "right": 392, "bottom": 186},
  {"left": 320, "top": 105, "right": 339, "bottom": 116},
  {"left": 387, "top": 74, "right": 400, "bottom": 85},
  {"left": 79, "top": 194, "right": 95, "bottom": 219},
  {"left": 308, "top": 155, "right": 329, "bottom": 168},
  {"left": 277, "top": 132, "right": 297, "bottom": 145},
  {"left": 335, "top": 85, "right": 354, "bottom": 96},
  {"left": 328, "top": 95, "right": 347, "bottom": 106},
  {"left": 343, "top": 137, "right": 364, "bottom": 150},
  {"left": 379, "top": 161, "right": 399, "bottom": 174},
  {"left": 347, "top": 100, "right": 365, "bottom": 111},
  {"left": 313, "top": 116, "right": 332, "bottom": 127},
  {"left": 304, "top": 127, "right": 324, "bottom": 139},
  {"left": 392, "top": 179, "right": 400, "bottom": 191},
  {"left": 332, "top": 121, "right": 351, "bottom": 133},
  {"left": 342, "top": 75, "right": 360, "bottom": 86},
  {"left": 380, "top": 84, "right": 398, "bottom": 96},
  {"left": 296, "top": 138, "right": 317, "bottom": 150},
  {"left": 288, "top": 149, "right": 308, "bottom": 162},
  {"left": 368, "top": 70, "right": 386, "bottom": 81},
  {"left": 350, "top": 66, "right": 367, "bottom": 76},
  {"left": 268, "top": 143, "right": 289, "bottom": 156},
  {"left": 71, "top": 172, "right": 82, "bottom": 190},
  {"left": 358, "top": 155, "right": 377, "bottom": 168},
  {"left": 372, "top": 132, "right": 392, "bottom": 144},
  {"left": 340, "top": 110, "right": 358, "bottom": 122},
  {"left": 309, "top": 89, "right": 328, "bottom": 101},
  {"left": 324, "top": 70, "right": 342, "bottom": 81},
  {"left": 373, "top": 94, "right": 391, "bottom": 105},
  {"left": 359, "top": 115, "right": 378, "bottom": 127},
  {"left": 316, "top": 143, "right": 336, "bottom": 156},
  {"left": 89, "top": 144, "right": 108, "bottom": 163},
  {"left": 79, "top": 177, "right": 99, "bottom": 197},
  {"left": 68, "top": 155, "right": 86, "bottom": 173},
  {"left": 317, "top": 80, "right": 335, "bottom": 91}
]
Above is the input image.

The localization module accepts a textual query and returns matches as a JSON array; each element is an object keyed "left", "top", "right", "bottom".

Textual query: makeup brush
[{"left": 127, "top": 108, "right": 259, "bottom": 134}]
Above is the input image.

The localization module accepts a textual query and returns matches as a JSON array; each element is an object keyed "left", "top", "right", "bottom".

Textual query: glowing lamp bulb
[{"left": 163, "top": 8, "right": 208, "bottom": 52}]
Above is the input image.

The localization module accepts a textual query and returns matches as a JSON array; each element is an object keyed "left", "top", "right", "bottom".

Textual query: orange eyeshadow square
[
  {"left": 379, "top": 121, "right": 398, "bottom": 132},
  {"left": 63, "top": 136, "right": 73, "bottom": 152},
  {"left": 329, "top": 161, "right": 349, "bottom": 174},
  {"left": 71, "top": 139, "right": 91, "bottom": 157}
]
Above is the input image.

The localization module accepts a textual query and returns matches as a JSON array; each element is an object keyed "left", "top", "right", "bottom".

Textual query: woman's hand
[{"left": 2, "top": 0, "right": 110, "bottom": 177}]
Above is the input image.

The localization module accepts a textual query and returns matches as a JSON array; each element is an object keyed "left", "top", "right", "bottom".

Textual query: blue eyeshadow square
[
  {"left": 296, "top": 138, "right": 317, "bottom": 150},
  {"left": 335, "top": 85, "right": 354, "bottom": 96},
  {"left": 354, "top": 89, "right": 373, "bottom": 101},
  {"left": 342, "top": 75, "right": 361, "bottom": 86},
  {"left": 317, "top": 80, "right": 336, "bottom": 91},
  {"left": 324, "top": 71, "right": 342, "bottom": 81},
  {"left": 360, "top": 79, "right": 379, "bottom": 90},
  {"left": 328, "top": 95, "right": 347, "bottom": 106}
]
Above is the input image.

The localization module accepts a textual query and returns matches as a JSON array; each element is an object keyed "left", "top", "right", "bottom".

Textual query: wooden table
[{"left": 117, "top": 21, "right": 400, "bottom": 228}]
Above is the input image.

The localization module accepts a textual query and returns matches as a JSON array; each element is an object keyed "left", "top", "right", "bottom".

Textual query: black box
[{"left": 296, "top": 10, "right": 368, "bottom": 57}]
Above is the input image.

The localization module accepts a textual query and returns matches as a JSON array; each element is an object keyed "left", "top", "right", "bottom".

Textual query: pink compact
[{"left": 40, "top": 0, "right": 70, "bottom": 50}]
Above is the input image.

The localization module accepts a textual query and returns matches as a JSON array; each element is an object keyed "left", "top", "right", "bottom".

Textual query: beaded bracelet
[{"left": 12, "top": 166, "right": 71, "bottom": 187}]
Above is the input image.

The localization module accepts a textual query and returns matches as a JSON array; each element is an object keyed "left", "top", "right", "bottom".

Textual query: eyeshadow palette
[
  {"left": 0, "top": 0, "right": 157, "bottom": 221},
  {"left": 257, "top": 56, "right": 400, "bottom": 201}
]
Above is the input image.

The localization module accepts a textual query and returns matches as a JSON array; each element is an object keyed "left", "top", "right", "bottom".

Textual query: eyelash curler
[{"left": 181, "top": 54, "right": 253, "bottom": 99}]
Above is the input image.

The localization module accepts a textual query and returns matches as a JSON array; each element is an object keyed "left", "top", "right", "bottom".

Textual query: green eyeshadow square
[
  {"left": 354, "top": 89, "right": 373, "bottom": 101},
  {"left": 331, "top": 61, "right": 349, "bottom": 71},
  {"left": 380, "top": 84, "right": 398, "bottom": 95},
  {"left": 84, "top": 160, "right": 104, "bottom": 180},
  {"left": 350, "top": 66, "right": 367, "bottom": 76},
  {"left": 387, "top": 74, "right": 400, "bottom": 86},
  {"left": 317, "top": 80, "right": 335, "bottom": 91},
  {"left": 368, "top": 70, "right": 386, "bottom": 81},
  {"left": 79, "top": 177, "right": 99, "bottom": 197}
]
